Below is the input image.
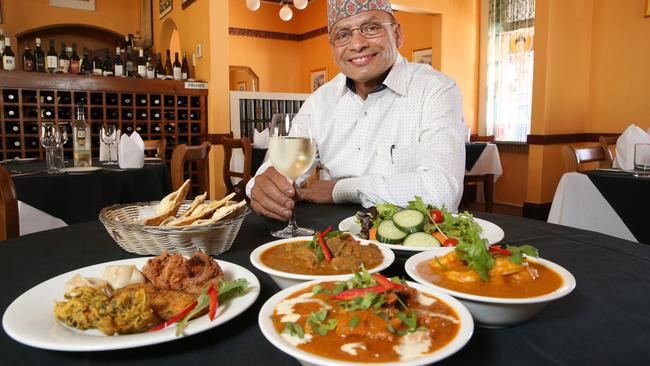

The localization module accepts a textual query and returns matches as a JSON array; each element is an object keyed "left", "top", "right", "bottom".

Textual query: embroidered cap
[{"left": 327, "top": 0, "right": 394, "bottom": 30}]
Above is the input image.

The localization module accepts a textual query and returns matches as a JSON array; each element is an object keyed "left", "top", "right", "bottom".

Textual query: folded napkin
[
  {"left": 253, "top": 128, "right": 269, "bottom": 149},
  {"left": 118, "top": 132, "right": 145, "bottom": 169},
  {"left": 613, "top": 124, "right": 650, "bottom": 170},
  {"left": 99, "top": 129, "right": 120, "bottom": 161}
]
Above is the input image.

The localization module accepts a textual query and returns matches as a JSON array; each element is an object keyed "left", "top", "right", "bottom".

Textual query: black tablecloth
[
  {"left": 8, "top": 160, "right": 171, "bottom": 224},
  {"left": 1, "top": 204, "right": 650, "bottom": 365},
  {"left": 584, "top": 170, "right": 650, "bottom": 244},
  {"left": 465, "top": 143, "right": 487, "bottom": 171}
]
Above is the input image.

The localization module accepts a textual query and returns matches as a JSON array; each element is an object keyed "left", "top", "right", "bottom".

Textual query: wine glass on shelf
[
  {"left": 268, "top": 113, "right": 316, "bottom": 238},
  {"left": 100, "top": 125, "right": 119, "bottom": 165}
]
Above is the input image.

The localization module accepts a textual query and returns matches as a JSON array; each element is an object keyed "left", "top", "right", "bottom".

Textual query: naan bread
[
  {"left": 164, "top": 192, "right": 236, "bottom": 227},
  {"left": 189, "top": 200, "right": 247, "bottom": 226},
  {"left": 139, "top": 179, "right": 191, "bottom": 226}
]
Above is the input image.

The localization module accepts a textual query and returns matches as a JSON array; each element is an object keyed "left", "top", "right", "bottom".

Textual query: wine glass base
[{"left": 270, "top": 226, "right": 315, "bottom": 239}]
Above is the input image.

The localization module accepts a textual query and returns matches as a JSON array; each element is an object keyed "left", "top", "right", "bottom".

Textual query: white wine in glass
[{"left": 268, "top": 113, "right": 316, "bottom": 238}]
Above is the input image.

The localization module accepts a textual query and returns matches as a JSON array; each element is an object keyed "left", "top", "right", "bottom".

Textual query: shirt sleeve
[{"left": 332, "top": 82, "right": 466, "bottom": 211}]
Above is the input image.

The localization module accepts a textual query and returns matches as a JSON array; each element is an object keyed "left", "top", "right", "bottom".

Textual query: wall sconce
[{"left": 245, "top": 0, "right": 309, "bottom": 22}]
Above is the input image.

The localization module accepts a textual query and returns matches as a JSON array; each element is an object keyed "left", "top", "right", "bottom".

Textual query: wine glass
[
  {"left": 268, "top": 113, "right": 316, "bottom": 238},
  {"left": 40, "top": 125, "right": 63, "bottom": 174},
  {"left": 100, "top": 125, "right": 118, "bottom": 165}
]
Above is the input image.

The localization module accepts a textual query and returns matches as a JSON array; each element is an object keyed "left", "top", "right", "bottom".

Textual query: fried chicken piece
[{"left": 141, "top": 252, "right": 223, "bottom": 295}]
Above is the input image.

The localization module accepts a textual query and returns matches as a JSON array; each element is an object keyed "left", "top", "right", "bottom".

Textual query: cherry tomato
[
  {"left": 430, "top": 210, "right": 444, "bottom": 223},
  {"left": 443, "top": 238, "right": 459, "bottom": 247}
]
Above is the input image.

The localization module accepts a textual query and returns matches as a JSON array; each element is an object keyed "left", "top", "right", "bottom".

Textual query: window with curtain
[{"left": 486, "top": 0, "right": 535, "bottom": 142}]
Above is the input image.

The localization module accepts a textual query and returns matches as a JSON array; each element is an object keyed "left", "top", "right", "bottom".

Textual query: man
[{"left": 247, "top": 0, "right": 466, "bottom": 221}]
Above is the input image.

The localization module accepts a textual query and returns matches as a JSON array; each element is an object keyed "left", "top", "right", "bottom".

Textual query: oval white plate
[
  {"left": 250, "top": 236, "right": 395, "bottom": 289},
  {"left": 62, "top": 166, "right": 103, "bottom": 175},
  {"left": 3, "top": 157, "right": 38, "bottom": 163},
  {"left": 258, "top": 279, "right": 474, "bottom": 366},
  {"left": 338, "top": 216, "right": 504, "bottom": 254},
  {"left": 2, "top": 257, "right": 260, "bottom": 351}
]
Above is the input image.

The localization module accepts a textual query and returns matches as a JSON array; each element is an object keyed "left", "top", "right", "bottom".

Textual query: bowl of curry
[
  {"left": 258, "top": 271, "right": 473, "bottom": 366},
  {"left": 405, "top": 245, "right": 576, "bottom": 327},
  {"left": 250, "top": 232, "right": 395, "bottom": 289}
]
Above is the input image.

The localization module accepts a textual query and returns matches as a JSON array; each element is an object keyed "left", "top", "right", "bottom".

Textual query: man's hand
[
  {"left": 298, "top": 180, "right": 337, "bottom": 204},
  {"left": 250, "top": 167, "right": 295, "bottom": 220}
]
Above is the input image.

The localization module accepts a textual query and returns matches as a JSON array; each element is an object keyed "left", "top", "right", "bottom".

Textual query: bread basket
[{"left": 99, "top": 200, "right": 250, "bottom": 256}]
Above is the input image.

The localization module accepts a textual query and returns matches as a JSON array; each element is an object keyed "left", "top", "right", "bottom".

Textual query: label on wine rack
[{"left": 184, "top": 82, "right": 208, "bottom": 89}]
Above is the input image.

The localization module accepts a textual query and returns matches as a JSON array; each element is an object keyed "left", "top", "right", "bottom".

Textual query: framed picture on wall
[
  {"left": 412, "top": 48, "right": 432, "bottom": 66},
  {"left": 159, "top": 0, "right": 172, "bottom": 19},
  {"left": 0, "top": 1, "right": 3, "bottom": 24},
  {"left": 310, "top": 68, "right": 327, "bottom": 92},
  {"left": 646, "top": 0, "right": 650, "bottom": 17},
  {"left": 237, "top": 82, "right": 246, "bottom": 91},
  {"left": 49, "top": 0, "right": 95, "bottom": 11},
  {"left": 182, "top": 0, "right": 196, "bottom": 9}
]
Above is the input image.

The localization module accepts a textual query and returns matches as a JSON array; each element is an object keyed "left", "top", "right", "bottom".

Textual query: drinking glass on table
[
  {"left": 268, "top": 113, "right": 316, "bottom": 238},
  {"left": 100, "top": 125, "right": 119, "bottom": 165},
  {"left": 633, "top": 143, "right": 650, "bottom": 177},
  {"left": 40, "top": 124, "right": 64, "bottom": 173}
]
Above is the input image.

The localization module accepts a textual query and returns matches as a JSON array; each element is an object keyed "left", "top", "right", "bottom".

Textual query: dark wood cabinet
[{"left": 0, "top": 71, "right": 207, "bottom": 163}]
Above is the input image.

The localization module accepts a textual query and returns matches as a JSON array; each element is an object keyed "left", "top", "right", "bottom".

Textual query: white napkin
[
  {"left": 613, "top": 124, "right": 650, "bottom": 170},
  {"left": 118, "top": 132, "right": 145, "bottom": 169},
  {"left": 99, "top": 129, "right": 120, "bottom": 161},
  {"left": 253, "top": 128, "right": 269, "bottom": 149}
]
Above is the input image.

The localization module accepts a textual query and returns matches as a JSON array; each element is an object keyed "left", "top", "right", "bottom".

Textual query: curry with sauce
[
  {"left": 271, "top": 271, "right": 460, "bottom": 363},
  {"left": 261, "top": 232, "right": 384, "bottom": 275}
]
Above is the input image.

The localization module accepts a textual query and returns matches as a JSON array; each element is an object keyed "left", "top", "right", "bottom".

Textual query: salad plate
[{"left": 2, "top": 257, "right": 260, "bottom": 351}]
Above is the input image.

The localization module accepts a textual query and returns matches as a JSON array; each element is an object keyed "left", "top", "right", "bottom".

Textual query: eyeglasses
[{"left": 329, "top": 22, "right": 396, "bottom": 47}]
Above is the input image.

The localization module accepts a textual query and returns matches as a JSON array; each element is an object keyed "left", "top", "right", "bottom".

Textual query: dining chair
[
  {"left": 0, "top": 165, "right": 19, "bottom": 240},
  {"left": 598, "top": 135, "right": 618, "bottom": 168},
  {"left": 561, "top": 145, "right": 609, "bottom": 172},
  {"left": 143, "top": 139, "right": 167, "bottom": 161},
  {"left": 170, "top": 142, "right": 211, "bottom": 198},
  {"left": 463, "top": 135, "right": 495, "bottom": 212},
  {"left": 222, "top": 137, "right": 252, "bottom": 201},
  {"left": 470, "top": 134, "right": 496, "bottom": 143}
]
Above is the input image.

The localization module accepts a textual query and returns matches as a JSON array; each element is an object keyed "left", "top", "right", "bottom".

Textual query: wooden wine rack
[{"left": 0, "top": 71, "right": 208, "bottom": 164}]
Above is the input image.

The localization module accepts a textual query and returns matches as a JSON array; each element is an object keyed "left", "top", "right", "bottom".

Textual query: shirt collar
[{"left": 343, "top": 54, "right": 409, "bottom": 97}]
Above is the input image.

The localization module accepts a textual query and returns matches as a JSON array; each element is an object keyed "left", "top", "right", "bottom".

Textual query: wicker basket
[{"left": 99, "top": 201, "right": 250, "bottom": 256}]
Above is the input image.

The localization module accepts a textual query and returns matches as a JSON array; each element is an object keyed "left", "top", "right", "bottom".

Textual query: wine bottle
[
  {"left": 181, "top": 51, "right": 190, "bottom": 80},
  {"left": 81, "top": 47, "right": 92, "bottom": 75},
  {"left": 164, "top": 49, "right": 173, "bottom": 79},
  {"left": 155, "top": 52, "right": 165, "bottom": 79},
  {"left": 102, "top": 49, "right": 113, "bottom": 76},
  {"left": 92, "top": 50, "right": 103, "bottom": 76},
  {"left": 70, "top": 43, "right": 80, "bottom": 74},
  {"left": 46, "top": 39, "right": 58, "bottom": 73},
  {"left": 146, "top": 53, "right": 155, "bottom": 79},
  {"left": 2, "top": 37, "right": 16, "bottom": 71},
  {"left": 34, "top": 38, "right": 46, "bottom": 72},
  {"left": 58, "top": 42, "right": 69, "bottom": 73},
  {"left": 113, "top": 47, "right": 124, "bottom": 77},
  {"left": 22, "top": 42, "right": 34, "bottom": 71},
  {"left": 125, "top": 45, "right": 134, "bottom": 77},
  {"left": 172, "top": 52, "right": 182, "bottom": 80},
  {"left": 72, "top": 105, "right": 92, "bottom": 167},
  {"left": 136, "top": 49, "right": 146, "bottom": 78}
]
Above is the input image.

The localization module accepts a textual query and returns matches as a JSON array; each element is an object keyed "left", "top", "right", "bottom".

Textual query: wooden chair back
[
  {"left": 561, "top": 145, "right": 609, "bottom": 172},
  {"left": 143, "top": 139, "right": 167, "bottom": 161},
  {"left": 599, "top": 135, "right": 618, "bottom": 168},
  {"left": 222, "top": 137, "right": 252, "bottom": 201},
  {"left": 470, "top": 134, "right": 495, "bottom": 143},
  {"left": 171, "top": 142, "right": 211, "bottom": 198},
  {"left": 0, "top": 165, "right": 19, "bottom": 240}
]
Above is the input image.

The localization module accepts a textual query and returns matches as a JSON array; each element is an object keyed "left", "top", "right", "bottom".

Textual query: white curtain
[{"left": 486, "top": 0, "right": 535, "bottom": 142}]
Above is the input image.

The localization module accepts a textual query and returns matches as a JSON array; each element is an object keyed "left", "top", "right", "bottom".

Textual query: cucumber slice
[
  {"left": 403, "top": 232, "right": 441, "bottom": 247},
  {"left": 376, "top": 220, "right": 408, "bottom": 244},
  {"left": 392, "top": 209, "right": 425, "bottom": 233}
]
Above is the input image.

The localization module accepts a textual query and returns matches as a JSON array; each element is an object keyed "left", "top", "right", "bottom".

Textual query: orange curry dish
[{"left": 270, "top": 271, "right": 460, "bottom": 363}]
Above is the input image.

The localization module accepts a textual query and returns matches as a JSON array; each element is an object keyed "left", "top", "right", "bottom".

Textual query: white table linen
[{"left": 18, "top": 200, "right": 68, "bottom": 236}]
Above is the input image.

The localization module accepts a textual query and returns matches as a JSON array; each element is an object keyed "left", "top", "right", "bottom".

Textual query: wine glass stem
[{"left": 286, "top": 181, "right": 298, "bottom": 234}]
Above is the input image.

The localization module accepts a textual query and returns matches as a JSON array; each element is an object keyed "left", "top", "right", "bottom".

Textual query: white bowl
[
  {"left": 405, "top": 250, "right": 576, "bottom": 327},
  {"left": 250, "top": 236, "right": 395, "bottom": 289},
  {"left": 258, "top": 279, "right": 474, "bottom": 366}
]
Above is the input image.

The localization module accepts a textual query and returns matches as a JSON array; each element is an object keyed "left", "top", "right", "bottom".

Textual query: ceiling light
[
  {"left": 293, "top": 0, "right": 308, "bottom": 10},
  {"left": 279, "top": 4, "right": 293, "bottom": 21},
  {"left": 245, "top": 0, "right": 260, "bottom": 11}
]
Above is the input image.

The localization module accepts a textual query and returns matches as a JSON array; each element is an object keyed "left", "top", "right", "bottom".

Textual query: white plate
[
  {"left": 144, "top": 157, "right": 163, "bottom": 163},
  {"left": 2, "top": 157, "right": 38, "bottom": 163},
  {"left": 2, "top": 257, "right": 260, "bottom": 351},
  {"left": 250, "top": 236, "right": 395, "bottom": 289},
  {"left": 62, "top": 166, "right": 103, "bottom": 174},
  {"left": 338, "top": 216, "right": 505, "bottom": 254},
  {"left": 258, "top": 279, "right": 474, "bottom": 366},
  {"left": 404, "top": 251, "right": 576, "bottom": 327}
]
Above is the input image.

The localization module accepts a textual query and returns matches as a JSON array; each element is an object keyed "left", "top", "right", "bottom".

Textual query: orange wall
[{"left": 0, "top": 0, "right": 139, "bottom": 47}]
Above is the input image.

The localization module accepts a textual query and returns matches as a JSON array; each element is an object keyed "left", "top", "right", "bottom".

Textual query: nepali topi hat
[{"left": 327, "top": 0, "right": 394, "bottom": 31}]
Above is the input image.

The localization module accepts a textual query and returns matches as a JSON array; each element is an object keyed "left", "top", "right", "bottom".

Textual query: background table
[
  {"left": 548, "top": 171, "right": 648, "bottom": 244},
  {"left": 1, "top": 203, "right": 649, "bottom": 365},
  {"left": 7, "top": 160, "right": 171, "bottom": 226}
]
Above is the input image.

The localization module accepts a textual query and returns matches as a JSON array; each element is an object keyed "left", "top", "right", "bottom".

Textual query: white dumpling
[
  {"left": 102, "top": 265, "right": 146, "bottom": 289},
  {"left": 65, "top": 273, "right": 113, "bottom": 296}
]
